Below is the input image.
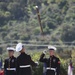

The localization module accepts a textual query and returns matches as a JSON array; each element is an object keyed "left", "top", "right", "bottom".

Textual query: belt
[
  {"left": 20, "top": 65, "right": 31, "bottom": 68},
  {"left": 46, "top": 67, "right": 56, "bottom": 71},
  {"left": 7, "top": 68, "right": 16, "bottom": 71}
]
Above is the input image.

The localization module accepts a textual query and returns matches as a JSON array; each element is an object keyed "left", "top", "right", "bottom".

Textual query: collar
[
  {"left": 21, "top": 52, "right": 25, "bottom": 54},
  {"left": 9, "top": 56, "right": 14, "bottom": 58},
  {"left": 50, "top": 55, "right": 54, "bottom": 58}
]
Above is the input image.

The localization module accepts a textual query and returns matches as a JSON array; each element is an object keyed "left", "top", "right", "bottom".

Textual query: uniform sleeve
[
  {"left": 15, "top": 58, "right": 17, "bottom": 75},
  {"left": 39, "top": 53, "right": 47, "bottom": 63},
  {"left": 56, "top": 58, "right": 60, "bottom": 75},
  {"left": 28, "top": 55, "right": 37, "bottom": 67},
  {"left": 4, "top": 60, "right": 7, "bottom": 75}
]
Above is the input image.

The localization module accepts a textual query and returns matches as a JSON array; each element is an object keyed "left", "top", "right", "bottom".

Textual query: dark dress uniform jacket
[
  {"left": 4, "top": 56, "right": 16, "bottom": 75},
  {"left": 39, "top": 53, "right": 60, "bottom": 75},
  {"left": 16, "top": 52, "right": 37, "bottom": 75}
]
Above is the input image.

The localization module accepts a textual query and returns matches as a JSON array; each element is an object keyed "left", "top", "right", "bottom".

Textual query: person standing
[
  {"left": 39, "top": 46, "right": 60, "bottom": 75},
  {"left": 16, "top": 43, "right": 38, "bottom": 75},
  {"left": 4, "top": 47, "right": 16, "bottom": 75}
]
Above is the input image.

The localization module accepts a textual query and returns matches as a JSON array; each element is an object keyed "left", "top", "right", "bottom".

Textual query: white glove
[
  {"left": 35, "top": 62, "right": 39, "bottom": 66},
  {"left": 43, "top": 50, "right": 47, "bottom": 54}
]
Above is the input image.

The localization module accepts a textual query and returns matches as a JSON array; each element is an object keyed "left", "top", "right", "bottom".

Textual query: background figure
[
  {"left": 68, "top": 59, "right": 73, "bottom": 75},
  {"left": 4, "top": 47, "right": 16, "bottom": 75},
  {"left": 0, "top": 58, "right": 2, "bottom": 70}
]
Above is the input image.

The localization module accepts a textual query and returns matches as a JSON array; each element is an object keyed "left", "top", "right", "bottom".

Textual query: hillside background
[
  {"left": 0, "top": 0, "right": 75, "bottom": 44},
  {"left": 0, "top": 0, "right": 75, "bottom": 55},
  {"left": 0, "top": 0, "right": 75, "bottom": 57}
]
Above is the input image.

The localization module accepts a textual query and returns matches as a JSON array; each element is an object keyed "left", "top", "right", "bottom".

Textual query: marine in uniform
[
  {"left": 39, "top": 46, "right": 60, "bottom": 75},
  {"left": 16, "top": 43, "right": 38, "bottom": 75},
  {"left": 4, "top": 47, "right": 16, "bottom": 75}
]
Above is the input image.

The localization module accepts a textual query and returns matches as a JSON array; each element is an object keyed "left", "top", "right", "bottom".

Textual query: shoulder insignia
[{"left": 58, "top": 61, "right": 60, "bottom": 64}]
